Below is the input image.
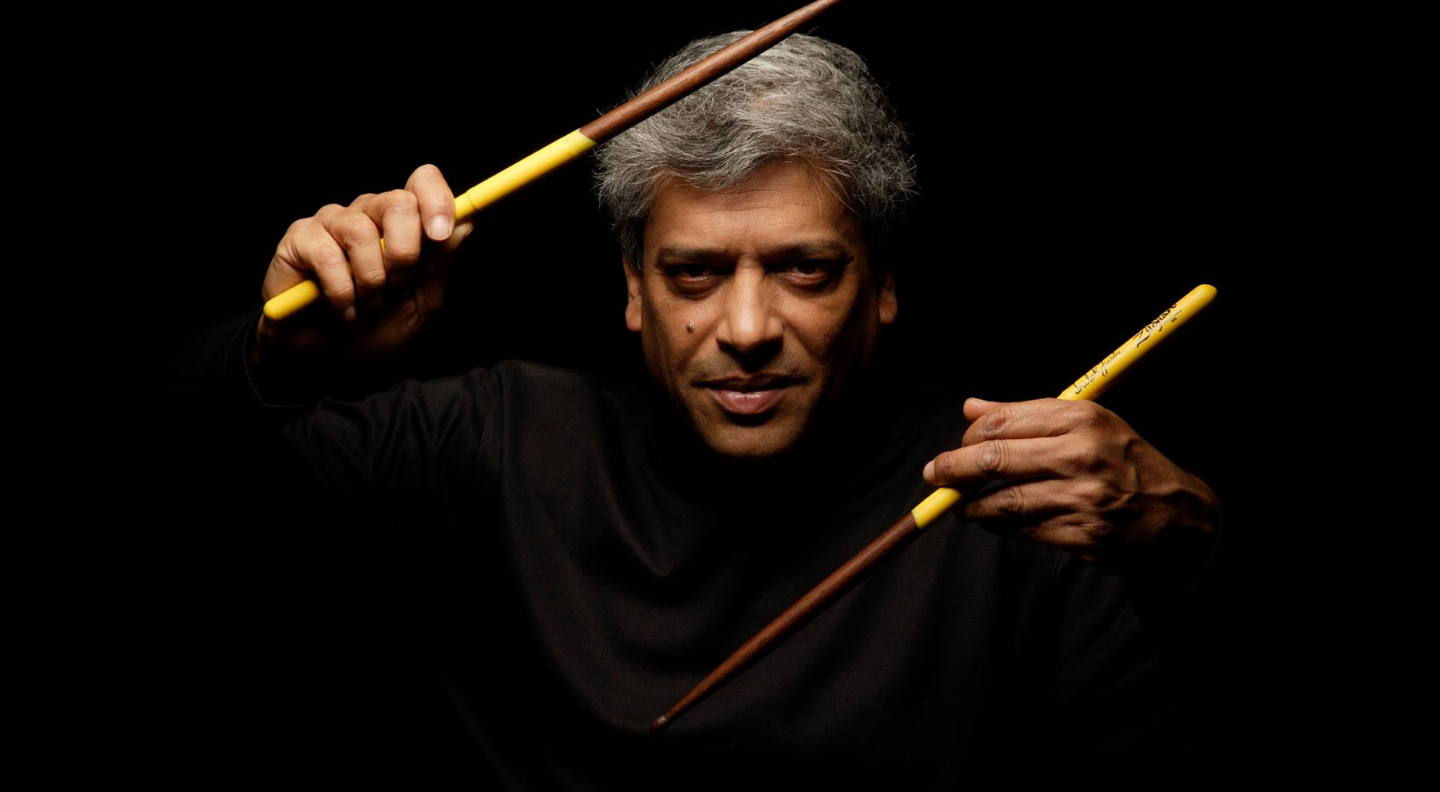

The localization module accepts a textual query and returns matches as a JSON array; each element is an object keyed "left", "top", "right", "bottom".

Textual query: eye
[
  {"left": 664, "top": 263, "right": 723, "bottom": 296},
  {"left": 676, "top": 265, "right": 713, "bottom": 281},
  {"left": 779, "top": 259, "right": 838, "bottom": 287}
]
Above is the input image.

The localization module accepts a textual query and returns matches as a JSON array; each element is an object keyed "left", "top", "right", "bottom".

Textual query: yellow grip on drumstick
[{"left": 262, "top": 130, "right": 597, "bottom": 322}]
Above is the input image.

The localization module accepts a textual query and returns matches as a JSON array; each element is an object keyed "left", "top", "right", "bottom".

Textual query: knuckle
[
  {"left": 313, "top": 249, "right": 349, "bottom": 276},
  {"left": 272, "top": 236, "right": 294, "bottom": 262},
  {"left": 999, "top": 485, "right": 1025, "bottom": 518},
  {"left": 355, "top": 269, "right": 387, "bottom": 290},
  {"left": 385, "top": 189, "right": 418, "bottom": 213},
  {"left": 1081, "top": 518, "right": 1117, "bottom": 548},
  {"left": 312, "top": 246, "right": 346, "bottom": 271},
  {"left": 387, "top": 246, "right": 421, "bottom": 269},
  {"left": 325, "top": 281, "right": 355, "bottom": 309},
  {"left": 1025, "top": 524, "right": 1059, "bottom": 547},
  {"left": 1072, "top": 400, "right": 1106, "bottom": 429},
  {"left": 1075, "top": 479, "right": 1109, "bottom": 508},
  {"left": 414, "top": 163, "right": 442, "bottom": 178},
  {"left": 294, "top": 219, "right": 331, "bottom": 249},
  {"left": 404, "top": 310, "right": 431, "bottom": 337},
  {"left": 981, "top": 408, "right": 1008, "bottom": 437},
  {"left": 1064, "top": 443, "right": 1103, "bottom": 475},
  {"left": 932, "top": 452, "right": 955, "bottom": 480},
  {"left": 978, "top": 441, "right": 1007, "bottom": 477},
  {"left": 340, "top": 213, "right": 377, "bottom": 242},
  {"left": 1079, "top": 443, "right": 1105, "bottom": 472}
]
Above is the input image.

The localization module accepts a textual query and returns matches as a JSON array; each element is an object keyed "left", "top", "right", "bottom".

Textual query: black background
[{"left": 84, "top": 0, "right": 1325, "bottom": 783}]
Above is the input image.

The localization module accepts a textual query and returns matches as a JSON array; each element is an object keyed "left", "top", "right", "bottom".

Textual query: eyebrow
[{"left": 654, "top": 241, "right": 853, "bottom": 264}]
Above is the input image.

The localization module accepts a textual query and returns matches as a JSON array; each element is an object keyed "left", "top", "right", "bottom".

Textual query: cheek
[
  {"left": 784, "top": 292, "right": 865, "bottom": 366},
  {"left": 647, "top": 283, "right": 729, "bottom": 367},
  {"left": 641, "top": 294, "right": 700, "bottom": 377}
]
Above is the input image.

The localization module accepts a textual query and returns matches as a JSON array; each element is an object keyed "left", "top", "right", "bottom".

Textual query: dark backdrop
[{"left": 88, "top": 1, "right": 1307, "bottom": 783}]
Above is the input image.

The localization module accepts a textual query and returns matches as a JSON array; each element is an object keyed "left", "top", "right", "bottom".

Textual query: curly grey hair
[{"left": 594, "top": 31, "right": 917, "bottom": 274}]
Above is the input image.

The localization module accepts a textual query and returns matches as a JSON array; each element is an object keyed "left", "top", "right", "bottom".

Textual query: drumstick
[
  {"left": 262, "top": 0, "right": 845, "bottom": 322},
  {"left": 648, "top": 284, "right": 1219, "bottom": 733}
]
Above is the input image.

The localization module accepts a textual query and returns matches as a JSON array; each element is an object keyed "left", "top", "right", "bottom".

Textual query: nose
[{"left": 715, "top": 266, "right": 783, "bottom": 365}]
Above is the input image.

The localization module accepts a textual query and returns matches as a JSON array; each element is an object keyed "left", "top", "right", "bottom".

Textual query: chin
[{"left": 695, "top": 421, "right": 808, "bottom": 460}]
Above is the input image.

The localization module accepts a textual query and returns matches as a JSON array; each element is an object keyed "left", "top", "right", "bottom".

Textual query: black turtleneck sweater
[{"left": 113, "top": 309, "right": 1220, "bottom": 789}]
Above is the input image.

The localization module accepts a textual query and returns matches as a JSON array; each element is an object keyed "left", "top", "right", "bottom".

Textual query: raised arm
[{"left": 248, "top": 163, "right": 473, "bottom": 401}]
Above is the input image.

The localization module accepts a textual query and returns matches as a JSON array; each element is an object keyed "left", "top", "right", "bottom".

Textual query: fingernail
[
  {"left": 342, "top": 305, "right": 357, "bottom": 323},
  {"left": 922, "top": 461, "right": 935, "bottom": 483},
  {"left": 966, "top": 397, "right": 991, "bottom": 407},
  {"left": 429, "top": 216, "right": 452, "bottom": 241}
]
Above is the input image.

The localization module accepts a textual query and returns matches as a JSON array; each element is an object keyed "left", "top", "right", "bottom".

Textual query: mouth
[{"left": 700, "top": 374, "right": 802, "bottom": 417}]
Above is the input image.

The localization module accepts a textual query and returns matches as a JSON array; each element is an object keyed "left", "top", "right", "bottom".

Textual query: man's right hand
[{"left": 251, "top": 164, "right": 473, "bottom": 376}]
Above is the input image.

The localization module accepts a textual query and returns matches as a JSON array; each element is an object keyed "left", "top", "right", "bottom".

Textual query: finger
[
  {"left": 413, "top": 216, "right": 473, "bottom": 305},
  {"left": 924, "top": 435, "right": 1078, "bottom": 486},
  {"left": 264, "top": 214, "right": 356, "bottom": 317},
  {"left": 262, "top": 219, "right": 319, "bottom": 297},
  {"left": 962, "top": 477, "right": 1109, "bottom": 524},
  {"left": 960, "top": 397, "right": 1110, "bottom": 447},
  {"left": 442, "top": 215, "right": 475, "bottom": 254},
  {"left": 316, "top": 204, "right": 385, "bottom": 315},
  {"left": 404, "top": 163, "right": 455, "bottom": 242},
  {"left": 351, "top": 189, "right": 423, "bottom": 272},
  {"left": 959, "top": 480, "right": 1109, "bottom": 550},
  {"left": 961, "top": 396, "right": 1004, "bottom": 423},
  {"left": 411, "top": 252, "right": 453, "bottom": 318}
]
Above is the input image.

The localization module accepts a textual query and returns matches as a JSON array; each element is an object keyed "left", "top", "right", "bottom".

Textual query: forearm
[
  {"left": 1120, "top": 472, "right": 1223, "bottom": 626},
  {"left": 245, "top": 309, "right": 438, "bottom": 410}
]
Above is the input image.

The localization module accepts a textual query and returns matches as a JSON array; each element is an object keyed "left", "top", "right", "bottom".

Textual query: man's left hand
[{"left": 923, "top": 397, "right": 1219, "bottom": 584}]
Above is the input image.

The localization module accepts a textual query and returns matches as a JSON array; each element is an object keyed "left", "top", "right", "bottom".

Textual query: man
[{"left": 146, "top": 31, "right": 1220, "bottom": 787}]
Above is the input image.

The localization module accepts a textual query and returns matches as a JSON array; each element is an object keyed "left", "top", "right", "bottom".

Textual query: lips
[
  {"left": 700, "top": 374, "right": 801, "bottom": 417},
  {"left": 709, "top": 387, "right": 786, "bottom": 415}
]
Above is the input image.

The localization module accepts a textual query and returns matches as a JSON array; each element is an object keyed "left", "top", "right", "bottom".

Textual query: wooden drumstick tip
[{"left": 649, "top": 714, "right": 671, "bottom": 734}]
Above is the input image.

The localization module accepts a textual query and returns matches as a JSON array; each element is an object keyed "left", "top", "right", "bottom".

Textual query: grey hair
[{"left": 594, "top": 31, "right": 916, "bottom": 274}]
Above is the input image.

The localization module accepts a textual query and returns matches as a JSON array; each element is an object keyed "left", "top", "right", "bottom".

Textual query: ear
[
  {"left": 878, "top": 265, "right": 898, "bottom": 326},
  {"left": 623, "top": 257, "right": 643, "bottom": 333}
]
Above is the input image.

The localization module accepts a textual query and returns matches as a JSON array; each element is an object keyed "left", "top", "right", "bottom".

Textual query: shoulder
[
  {"left": 470, "top": 359, "right": 648, "bottom": 432},
  {"left": 272, "top": 360, "right": 640, "bottom": 482},
  {"left": 295, "top": 359, "right": 642, "bottom": 439},
  {"left": 294, "top": 359, "right": 621, "bottom": 427},
  {"left": 486, "top": 359, "right": 633, "bottom": 407}
]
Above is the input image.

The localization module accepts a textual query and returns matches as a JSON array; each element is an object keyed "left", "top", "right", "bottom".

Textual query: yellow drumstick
[
  {"left": 909, "top": 283, "right": 1218, "bottom": 527},
  {"left": 261, "top": 0, "right": 846, "bottom": 322},
  {"left": 260, "top": 130, "right": 596, "bottom": 321}
]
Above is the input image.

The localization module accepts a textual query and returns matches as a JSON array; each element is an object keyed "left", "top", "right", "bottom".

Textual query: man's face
[{"left": 623, "top": 161, "right": 898, "bottom": 459}]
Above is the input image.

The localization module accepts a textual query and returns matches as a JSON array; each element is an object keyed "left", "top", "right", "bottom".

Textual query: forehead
[{"left": 643, "top": 162, "right": 863, "bottom": 262}]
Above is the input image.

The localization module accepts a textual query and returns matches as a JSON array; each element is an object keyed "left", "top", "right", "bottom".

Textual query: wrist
[
  {"left": 245, "top": 314, "right": 332, "bottom": 406},
  {"left": 1121, "top": 473, "right": 1221, "bottom": 604}
]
